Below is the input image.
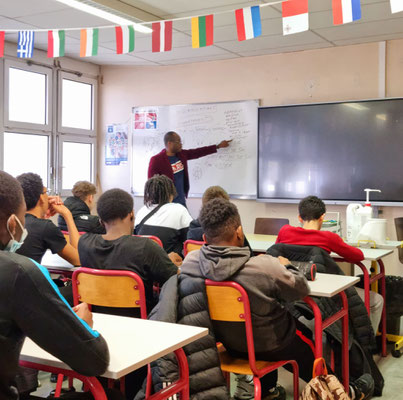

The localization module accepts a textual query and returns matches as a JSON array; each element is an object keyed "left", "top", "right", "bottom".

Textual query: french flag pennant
[
  {"left": 390, "top": 0, "right": 403, "bottom": 14},
  {"left": 282, "top": 0, "right": 309, "bottom": 35},
  {"left": 333, "top": 0, "right": 362, "bottom": 25},
  {"left": 235, "top": 6, "right": 262, "bottom": 41},
  {"left": 152, "top": 21, "right": 173, "bottom": 52}
]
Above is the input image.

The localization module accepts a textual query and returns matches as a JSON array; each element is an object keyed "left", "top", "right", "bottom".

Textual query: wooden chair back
[
  {"left": 72, "top": 268, "right": 147, "bottom": 319},
  {"left": 183, "top": 240, "right": 205, "bottom": 257},
  {"left": 254, "top": 218, "right": 289, "bottom": 235}
]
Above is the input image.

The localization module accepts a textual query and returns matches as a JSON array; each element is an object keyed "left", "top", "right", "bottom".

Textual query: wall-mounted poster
[
  {"left": 133, "top": 110, "right": 158, "bottom": 130},
  {"left": 105, "top": 124, "right": 128, "bottom": 165}
]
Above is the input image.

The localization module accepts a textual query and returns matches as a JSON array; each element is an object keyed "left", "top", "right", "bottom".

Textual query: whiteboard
[{"left": 131, "top": 100, "right": 258, "bottom": 198}]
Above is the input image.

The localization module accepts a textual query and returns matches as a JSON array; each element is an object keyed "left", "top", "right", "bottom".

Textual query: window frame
[
  {"left": 4, "top": 59, "right": 52, "bottom": 132},
  {"left": 57, "top": 135, "right": 96, "bottom": 196},
  {"left": 57, "top": 71, "right": 97, "bottom": 136}
]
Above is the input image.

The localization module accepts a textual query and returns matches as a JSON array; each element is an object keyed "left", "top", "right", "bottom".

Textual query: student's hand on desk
[
  {"left": 278, "top": 256, "right": 290, "bottom": 266},
  {"left": 168, "top": 252, "right": 183, "bottom": 267},
  {"left": 73, "top": 303, "right": 93, "bottom": 328},
  {"left": 217, "top": 139, "right": 232, "bottom": 149}
]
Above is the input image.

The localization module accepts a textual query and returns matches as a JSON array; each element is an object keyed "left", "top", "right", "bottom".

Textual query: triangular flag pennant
[
  {"left": 191, "top": 15, "right": 214, "bottom": 48},
  {"left": 282, "top": 0, "right": 309, "bottom": 35},
  {"left": 152, "top": 21, "right": 173, "bottom": 52},
  {"left": 0, "top": 31, "right": 4, "bottom": 58},
  {"left": 17, "top": 31, "right": 35, "bottom": 58},
  {"left": 116, "top": 26, "right": 135, "bottom": 54},
  {"left": 48, "top": 30, "right": 65, "bottom": 58},
  {"left": 80, "top": 28, "right": 98, "bottom": 57},
  {"left": 332, "top": 0, "right": 361, "bottom": 25},
  {"left": 390, "top": 0, "right": 403, "bottom": 13},
  {"left": 235, "top": 6, "right": 262, "bottom": 41}
]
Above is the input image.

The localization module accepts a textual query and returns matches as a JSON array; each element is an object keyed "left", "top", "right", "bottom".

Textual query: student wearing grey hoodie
[{"left": 180, "top": 199, "right": 374, "bottom": 400}]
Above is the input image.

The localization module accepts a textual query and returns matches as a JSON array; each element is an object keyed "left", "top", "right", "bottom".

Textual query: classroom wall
[{"left": 98, "top": 39, "right": 403, "bottom": 276}]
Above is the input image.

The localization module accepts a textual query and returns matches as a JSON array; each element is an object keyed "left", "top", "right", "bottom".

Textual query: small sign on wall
[{"left": 105, "top": 124, "right": 128, "bottom": 165}]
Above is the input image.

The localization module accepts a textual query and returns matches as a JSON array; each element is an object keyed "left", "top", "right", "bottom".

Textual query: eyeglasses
[{"left": 42, "top": 189, "right": 51, "bottom": 195}]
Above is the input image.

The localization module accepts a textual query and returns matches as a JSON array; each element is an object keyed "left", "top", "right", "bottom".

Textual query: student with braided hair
[{"left": 135, "top": 174, "right": 193, "bottom": 257}]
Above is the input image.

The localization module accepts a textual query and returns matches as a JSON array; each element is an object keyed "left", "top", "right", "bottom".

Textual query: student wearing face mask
[
  {"left": 0, "top": 171, "right": 109, "bottom": 400},
  {"left": 16, "top": 173, "right": 80, "bottom": 266}
]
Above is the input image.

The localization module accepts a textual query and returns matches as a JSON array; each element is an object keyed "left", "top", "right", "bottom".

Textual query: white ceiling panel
[{"left": 0, "top": 0, "right": 67, "bottom": 18}]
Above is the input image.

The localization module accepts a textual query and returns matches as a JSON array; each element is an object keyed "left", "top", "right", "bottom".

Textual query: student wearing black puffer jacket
[{"left": 58, "top": 181, "right": 105, "bottom": 234}]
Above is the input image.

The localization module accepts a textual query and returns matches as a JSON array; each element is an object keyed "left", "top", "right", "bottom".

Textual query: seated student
[
  {"left": 78, "top": 188, "right": 179, "bottom": 313},
  {"left": 135, "top": 175, "right": 193, "bottom": 257},
  {"left": 181, "top": 198, "right": 374, "bottom": 400},
  {"left": 0, "top": 171, "right": 109, "bottom": 399},
  {"left": 58, "top": 180, "right": 105, "bottom": 234},
  {"left": 276, "top": 195, "right": 384, "bottom": 333},
  {"left": 16, "top": 173, "right": 80, "bottom": 266},
  {"left": 187, "top": 185, "right": 253, "bottom": 260}
]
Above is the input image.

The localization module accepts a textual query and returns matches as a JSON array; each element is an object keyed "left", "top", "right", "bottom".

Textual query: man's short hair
[
  {"left": 72, "top": 181, "right": 97, "bottom": 201},
  {"left": 97, "top": 189, "right": 133, "bottom": 223},
  {"left": 199, "top": 198, "right": 241, "bottom": 244},
  {"left": 144, "top": 175, "right": 177, "bottom": 207},
  {"left": 164, "top": 131, "right": 178, "bottom": 146},
  {"left": 298, "top": 195, "right": 326, "bottom": 221},
  {"left": 16, "top": 173, "right": 43, "bottom": 211},
  {"left": 0, "top": 171, "right": 24, "bottom": 224},
  {"left": 202, "top": 186, "right": 229, "bottom": 206}
]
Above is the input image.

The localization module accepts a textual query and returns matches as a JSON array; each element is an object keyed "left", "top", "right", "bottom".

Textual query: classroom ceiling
[{"left": 1, "top": 0, "right": 403, "bottom": 66}]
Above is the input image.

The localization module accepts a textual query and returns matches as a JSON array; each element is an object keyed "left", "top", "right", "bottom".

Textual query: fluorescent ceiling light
[{"left": 54, "top": 0, "right": 152, "bottom": 33}]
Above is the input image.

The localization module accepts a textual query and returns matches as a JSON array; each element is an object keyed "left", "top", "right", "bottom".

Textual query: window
[
  {"left": 3, "top": 132, "right": 49, "bottom": 187},
  {"left": 62, "top": 79, "right": 93, "bottom": 130},
  {"left": 8, "top": 68, "right": 48, "bottom": 125},
  {"left": 61, "top": 141, "right": 93, "bottom": 190}
]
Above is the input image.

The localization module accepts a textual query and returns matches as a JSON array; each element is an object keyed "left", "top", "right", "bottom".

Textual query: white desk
[
  {"left": 331, "top": 248, "right": 393, "bottom": 261},
  {"left": 245, "top": 234, "right": 276, "bottom": 253},
  {"left": 20, "top": 313, "right": 208, "bottom": 379},
  {"left": 346, "top": 240, "right": 402, "bottom": 250},
  {"left": 41, "top": 250, "right": 77, "bottom": 275},
  {"left": 308, "top": 273, "right": 359, "bottom": 297}
]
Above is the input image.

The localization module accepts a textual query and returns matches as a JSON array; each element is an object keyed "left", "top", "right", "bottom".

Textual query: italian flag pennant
[
  {"left": 0, "top": 31, "right": 4, "bottom": 58},
  {"left": 116, "top": 26, "right": 135, "bottom": 54},
  {"left": 191, "top": 15, "right": 214, "bottom": 48},
  {"left": 47, "top": 30, "right": 65, "bottom": 58},
  {"left": 390, "top": 0, "right": 403, "bottom": 13},
  {"left": 282, "top": 0, "right": 309, "bottom": 35},
  {"left": 152, "top": 21, "right": 173, "bottom": 52},
  {"left": 80, "top": 28, "right": 98, "bottom": 57}
]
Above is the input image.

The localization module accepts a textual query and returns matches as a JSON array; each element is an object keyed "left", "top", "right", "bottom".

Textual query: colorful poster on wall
[
  {"left": 105, "top": 124, "right": 128, "bottom": 165},
  {"left": 133, "top": 110, "right": 158, "bottom": 130}
]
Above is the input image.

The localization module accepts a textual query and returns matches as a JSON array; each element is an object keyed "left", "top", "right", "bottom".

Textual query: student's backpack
[{"left": 299, "top": 358, "right": 350, "bottom": 400}]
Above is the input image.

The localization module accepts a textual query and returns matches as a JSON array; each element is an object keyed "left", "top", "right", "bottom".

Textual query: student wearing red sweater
[
  {"left": 276, "top": 195, "right": 383, "bottom": 333},
  {"left": 148, "top": 131, "right": 231, "bottom": 206}
]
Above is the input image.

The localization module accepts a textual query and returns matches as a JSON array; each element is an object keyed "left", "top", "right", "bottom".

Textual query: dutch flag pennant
[
  {"left": 282, "top": 0, "right": 309, "bottom": 35},
  {"left": 115, "top": 26, "right": 135, "bottom": 54},
  {"left": 0, "top": 31, "right": 4, "bottom": 58},
  {"left": 390, "top": 0, "right": 403, "bottom": 13},
  {"left": 235, "top": 6, "right": 262, "bottom": 41},
  {"left": 17, "top": 31, "right": 35, "bottom": 58},
  {"left": 48, "top": 30, "right": 65, "bottom": 58},
  {"left": 152, "top": 21, "right": 173, "bottom": 52},
  {"left": 332, "top": 0, "right": 362, "bottom": 25}
]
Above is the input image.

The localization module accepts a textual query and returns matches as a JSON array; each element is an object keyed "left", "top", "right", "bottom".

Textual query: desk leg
[
  {"left": 377, "top": 260, "right": 387, "bottom": 357},
  {"left": 303, "top": 293, "right": 349, "bottom": 391},
  {"left": 19, "top": 361, "right": 107, "bottom": 400}
]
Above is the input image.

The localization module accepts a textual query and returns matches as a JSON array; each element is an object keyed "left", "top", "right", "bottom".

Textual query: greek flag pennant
[{"left": 17, "top": 31, "right": 35, "bottom": 58}]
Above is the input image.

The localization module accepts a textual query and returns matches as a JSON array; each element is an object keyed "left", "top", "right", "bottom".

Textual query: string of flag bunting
[{"left": 0, "top": 0, "right": 402, "bottom": 59}]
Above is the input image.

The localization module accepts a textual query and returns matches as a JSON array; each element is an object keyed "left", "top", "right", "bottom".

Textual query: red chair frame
[
  {"left": 134, "top": 234, "right": 163, "bottom": 248},
  {"left": 183, "top": 240, "right": 205, "bottom": 257},
  {"left": 205, "top": 279, "right": 299, "bottom": 400}
]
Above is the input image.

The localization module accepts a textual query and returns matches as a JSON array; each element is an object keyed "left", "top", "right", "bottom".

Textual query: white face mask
[{"left": 5, "top": 214, "right": 28, "bottom": 253}]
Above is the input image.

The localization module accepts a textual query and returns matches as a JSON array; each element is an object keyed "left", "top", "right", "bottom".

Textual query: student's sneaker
[
  {"left": 233, "top": 375, "right": 286, "bottom": 400},
  {"left": 349, "top": 374, "right": 374, "bottom": 400}
]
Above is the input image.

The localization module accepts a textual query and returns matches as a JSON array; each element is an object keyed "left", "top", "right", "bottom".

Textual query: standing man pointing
[{"left": 148, "top": 131, "right": 231, "bottom": 206}]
